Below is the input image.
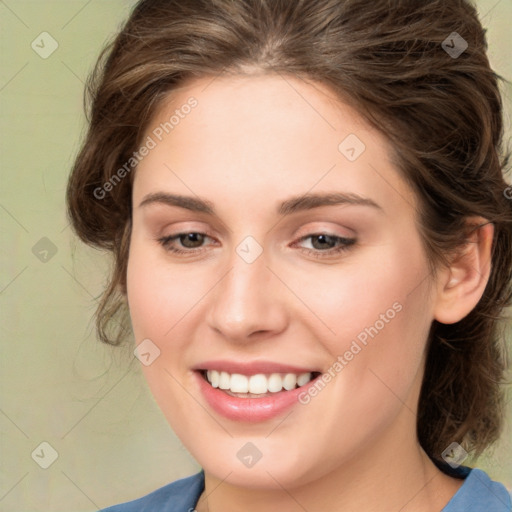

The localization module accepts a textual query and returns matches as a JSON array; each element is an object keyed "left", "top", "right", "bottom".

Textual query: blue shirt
[{"left": 100, "top": 466, "right": 512, "bottom": 511}]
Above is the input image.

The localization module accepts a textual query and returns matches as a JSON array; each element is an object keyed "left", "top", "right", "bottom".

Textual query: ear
[{"left": 433, "top": 218, "right": 494, "bottom": 325}]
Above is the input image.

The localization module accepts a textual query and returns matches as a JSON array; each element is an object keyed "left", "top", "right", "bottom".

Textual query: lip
[
  {"left": 194, "top": 369, "right": 321, "bottom": 422},
  {"left": 192, "top": 359, "right": 320, "bottom": 376}
]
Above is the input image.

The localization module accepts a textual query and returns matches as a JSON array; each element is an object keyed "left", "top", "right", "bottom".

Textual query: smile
[
  {"left": 202, "top": 370, "right": 320, "bottom": 397},
  {"left": 194, "top": 367, "right": 323, "bottom": 422}
]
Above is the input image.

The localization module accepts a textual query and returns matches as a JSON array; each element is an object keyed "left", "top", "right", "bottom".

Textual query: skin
[{"left": 126, "top": 73, "right": 493, "bottom": 512}]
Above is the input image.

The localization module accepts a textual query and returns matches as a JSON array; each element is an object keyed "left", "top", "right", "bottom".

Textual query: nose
[{"left": 206, "top": 247, "right": 289, "bottom": 344}]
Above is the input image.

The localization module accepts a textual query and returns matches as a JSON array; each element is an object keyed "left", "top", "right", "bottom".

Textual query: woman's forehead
[
  {"left": 135, "top": 74, "right": 415, "bottom": 210},
  {"left": 147, "top": 73, "right": 366, "bottom": 134}
]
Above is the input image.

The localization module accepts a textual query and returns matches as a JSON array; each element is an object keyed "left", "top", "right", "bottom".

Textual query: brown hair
[{"left": 66, "top": 0, "right": 512, "bottom": 465}]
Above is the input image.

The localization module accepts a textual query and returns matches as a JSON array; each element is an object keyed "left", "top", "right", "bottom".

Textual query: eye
[
  {"left": 158, "top": 232, "right": 215, "bottom": 255},
  {"left": 292, "top": 233, "right": 356, "bottom": 259},
  {"left": 157, "top": 231, "right": 356, "bottom": 259}
]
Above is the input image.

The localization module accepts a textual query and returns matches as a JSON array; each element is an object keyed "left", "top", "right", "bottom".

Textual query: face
[{"left": 127, "top": 74, "right": 437, "bottom": 490}]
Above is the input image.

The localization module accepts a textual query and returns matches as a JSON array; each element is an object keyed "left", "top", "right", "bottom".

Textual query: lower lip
[{"left": 194, "top": 371, "right": 319, "bottom": 422}]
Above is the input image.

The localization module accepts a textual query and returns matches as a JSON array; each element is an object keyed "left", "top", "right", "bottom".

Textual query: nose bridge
[{"left": 207, "top": 241, "right": 286, "bottom": 340}]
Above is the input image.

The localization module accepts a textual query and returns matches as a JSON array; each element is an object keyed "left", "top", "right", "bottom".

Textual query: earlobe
[{"left": 433, "top": 219, "right": 494, "bottom": 325}]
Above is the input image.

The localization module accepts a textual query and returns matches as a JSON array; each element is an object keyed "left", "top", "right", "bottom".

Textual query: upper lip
[{"left": 193, "top": 360, "right": 321, "bottom": 376}]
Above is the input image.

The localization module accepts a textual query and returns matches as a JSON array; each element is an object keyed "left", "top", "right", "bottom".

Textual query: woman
[{"left": 66, "top": 0, "right": 512, "bottom": 510}]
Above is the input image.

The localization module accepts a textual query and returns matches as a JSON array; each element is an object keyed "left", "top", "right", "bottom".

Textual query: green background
[{"left": 1, "top": 1, "right": 511, "bottom": 510}]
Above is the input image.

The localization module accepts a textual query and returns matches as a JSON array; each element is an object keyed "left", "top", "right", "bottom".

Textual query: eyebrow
[{"left": 138, "top": 191, "right": 382, "bottom": 215}]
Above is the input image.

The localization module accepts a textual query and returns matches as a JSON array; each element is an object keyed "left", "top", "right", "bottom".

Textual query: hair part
[{"left": 66, "top": 0, "right": 512, "bottom": 464}]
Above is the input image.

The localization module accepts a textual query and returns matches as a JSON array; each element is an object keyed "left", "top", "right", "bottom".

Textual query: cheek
[
  {"left": 287, "top": 240, "right": 430, "bottom": 349},
  {"left": 295, "top": 238, "right": 433, "bottom": 402},
  {"left": 126, "top": 237, "right": 206, "bottom": 340},
  {"left": 126, "top": 240, "right": 199, "bottom": 421}
]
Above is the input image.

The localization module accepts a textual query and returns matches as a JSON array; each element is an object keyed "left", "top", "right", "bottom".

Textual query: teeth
[
  {"left": 283, "top": 373, "right": 296, "bottom": 390},
  {"left": 297, "top": 372, "right": 312, "bottom": 386},
  {"left": 249, "top": 374, "right": 267, "bottom": 394},
  {"left": 218, "top": 371, "right": 230, "bottom": 390},
  {"left": 268, "top": 373, "right": 283, "bottom": 393},
  {"left": 205, "top": 370, "right": 314, "bottom": 395},
  {"left": 231, "top": 373, "right": 248, "bottom": 393}
]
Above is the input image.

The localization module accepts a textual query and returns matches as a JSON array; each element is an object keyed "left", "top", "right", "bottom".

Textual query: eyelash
[{"left": 157, "top": 232, "right": 356, "bottom": 260}]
